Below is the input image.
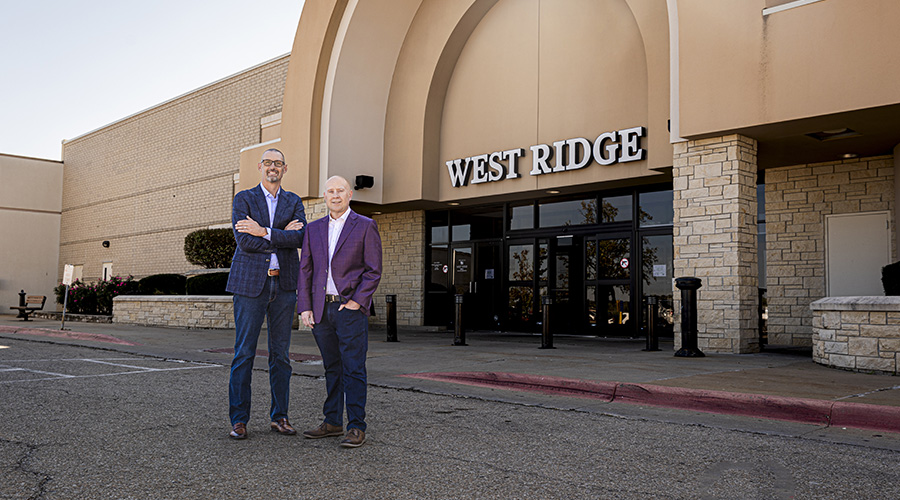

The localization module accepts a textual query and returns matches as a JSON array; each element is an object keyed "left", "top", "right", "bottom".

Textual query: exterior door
[
  {"left": 473, "top": 242, "right": 501, "bottom": 330},
  {"left": 585, "top": 234, "right": 633, "bottom": 336},
  {"left": 826, "top": 212, "right": 891, "bottom": 296}
]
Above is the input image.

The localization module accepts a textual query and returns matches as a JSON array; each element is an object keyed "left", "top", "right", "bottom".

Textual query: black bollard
[
  {"left": 674, "top": 277, "right": 705, "bottom": 357},
  {"left": 540, "top": 296, "right": 555, "bottom": 349},
  {"left": 453, "top": 294, "right": 467, "bottom": 346},
  {"left": 385, "top": 294, "right": 398, "bottom": 342},
  {"left": 643, "top": 296, "right": 660, "bottom": 351},
  {"left": 16, "top": 290, "right": 26, "bottom": 319}
]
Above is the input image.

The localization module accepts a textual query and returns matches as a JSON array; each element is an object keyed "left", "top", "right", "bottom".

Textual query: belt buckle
[{"left": 267, "top": 269, "right": 280, "bottom": 276}]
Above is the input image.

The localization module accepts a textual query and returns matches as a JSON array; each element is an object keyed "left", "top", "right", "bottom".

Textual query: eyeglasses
[{"left": 261, "top": 159, "right": 285, "bottom": 167}]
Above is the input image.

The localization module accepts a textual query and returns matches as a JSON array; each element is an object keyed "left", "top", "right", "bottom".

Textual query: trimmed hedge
[
  {"left": 883, "top": 261, "right": 900, "bottom": 296},
  {"left": 54, "top": 275, "right": 139, "bottom": 315},
  {"left": 139, "top": 274, "right": 186, "bottom": 295},
  {"left": 186, "top": 272, "right": 231, "bottom": 295},
  {"left": 184, "top": 228, "right": 235, "bottom": 269}
]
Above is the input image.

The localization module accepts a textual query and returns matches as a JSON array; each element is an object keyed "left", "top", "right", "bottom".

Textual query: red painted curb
[
  {"left": 613, "top": 383, "right": 833, "bottom": 426},
  {"left": 401, "top": 371, "right": 900, "bottom": 433},
  {"left": 831, "top": 401, "right": 900, "bottom": 433},
  {"left": 401, "top": 371, "right": 617, "bottom": 400}
]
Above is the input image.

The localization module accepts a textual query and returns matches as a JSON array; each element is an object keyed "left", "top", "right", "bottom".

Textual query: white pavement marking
[{"left": 0, "top": 357, "right": 220, "bottom": 384}]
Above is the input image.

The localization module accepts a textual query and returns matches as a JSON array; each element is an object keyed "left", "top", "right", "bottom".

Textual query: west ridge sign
[{"left": 445, "top": 126, "right": 646, "bottom": 188}]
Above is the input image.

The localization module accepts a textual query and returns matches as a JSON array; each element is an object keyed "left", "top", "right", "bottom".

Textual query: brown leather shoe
[
  {"left": 229, "top": 422, "right": 247, "bottom": 440},
  {"left": 340, "top": 428, "right": 366, "bottom": 448},
  {"left": 302, "top": 422, "right": 344, "bottom": 439},
  {"left": 270, "top": 418, "right": 297, "bottom": 435}
]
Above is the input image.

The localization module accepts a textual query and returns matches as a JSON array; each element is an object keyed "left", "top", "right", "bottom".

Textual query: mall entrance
[{"left": 425, "top": 188, "right": 675, "bottom": 338}]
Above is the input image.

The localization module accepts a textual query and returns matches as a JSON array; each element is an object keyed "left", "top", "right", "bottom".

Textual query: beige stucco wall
[
  {"left": 677, "top": 0, "right": 900, "bottom": 137},
  {"left": 282, "top": 0, "right": 673, "bottom": 207},
  {"left": 60, "top": 56, "right": 289, "bottom": 283},
  {"left": 766, "top": 155, "right": 896, "bottom": 346},
  {"left": 0, "top": 154, "right": 63, "bottom": 309}
]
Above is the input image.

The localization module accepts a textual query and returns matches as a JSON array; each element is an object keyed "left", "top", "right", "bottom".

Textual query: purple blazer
[{"left": 297, "top": 210, "right": 382, "bottom": 319}]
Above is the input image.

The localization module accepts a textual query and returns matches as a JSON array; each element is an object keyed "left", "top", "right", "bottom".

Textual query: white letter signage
[{"left": 446, "top": 126, "right": 645, "bottom": 188}]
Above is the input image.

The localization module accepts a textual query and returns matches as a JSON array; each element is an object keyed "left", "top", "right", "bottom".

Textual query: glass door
[
  {"left": 585, "top": 233, "right": 633, "bottom": 336},
  {"left": 640, "top": 233, "right": 674, "bottom": 338},
  {"left": 473, "top": 242, "right": 501, "bottom": 330}
]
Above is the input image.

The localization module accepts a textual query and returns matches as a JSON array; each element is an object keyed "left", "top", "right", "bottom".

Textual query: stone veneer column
[{"left": 673, "top": 135, "right": 759, "bottom": 353}]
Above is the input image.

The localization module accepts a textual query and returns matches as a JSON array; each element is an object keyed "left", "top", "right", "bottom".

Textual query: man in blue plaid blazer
[{"left": 225, "top": 148, "right": 306, "bottom": 440}]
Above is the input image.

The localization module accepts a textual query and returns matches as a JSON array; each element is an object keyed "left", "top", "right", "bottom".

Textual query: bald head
[{"left": 324, "top": 176, "right": 353, "bottom": 218}]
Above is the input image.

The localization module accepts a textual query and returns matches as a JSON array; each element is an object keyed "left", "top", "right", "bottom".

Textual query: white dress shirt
[
  {"left": 260, "top": 184, "right": 280, "bottom": 271},
  {"left": 326, "top": 209, "right": 351, "bottom": 295}
]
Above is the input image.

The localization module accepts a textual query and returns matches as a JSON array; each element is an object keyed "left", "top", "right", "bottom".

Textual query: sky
[{"left": 0, "top": 0, "right": 305, "bottom": 161}]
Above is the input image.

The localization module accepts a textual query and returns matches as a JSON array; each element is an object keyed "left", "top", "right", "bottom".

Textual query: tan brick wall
[
  {"left": 766, "top": 156, "right": 896, "bottom": 346},
  {"left": 673, "top": 135, "right": 759, "bottom": 353},
  {"left": 59, "top": 56, "right": 290, "bottom": 282},
  {"left": 299, "top": 202, "right": 425, "bottom": 327}
]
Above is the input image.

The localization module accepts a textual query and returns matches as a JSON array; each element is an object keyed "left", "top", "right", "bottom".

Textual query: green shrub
[
  {"left": 186, "top": 272, "right": 231, "bottom": 295},
  {"left": 883, "top": 261, "right": 900, "bottom": 296},
  {"left": 184, "top": 228, "right": 235, "bottom": 269},
  {"left": 138, "top": 274, "right": 186, "bottom": 295},
  {"left": 54, "top": 275, "right": 138, "bottom": 315}
]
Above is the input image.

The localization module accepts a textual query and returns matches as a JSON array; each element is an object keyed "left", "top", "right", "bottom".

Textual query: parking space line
[{"left": 0, "top": 357, "right": 220, "bottom": 384}]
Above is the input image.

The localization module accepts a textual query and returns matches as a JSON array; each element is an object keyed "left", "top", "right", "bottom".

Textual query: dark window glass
[
  {"left": 639, "top": 190, "right": 673, "bottom": 227},
  {"left": 453, "top": 205, "right": 503, "bottom": 240},
  {"left": 428, "top": 245, "right": 449, "bottom": 292},
  {"left": 641, "top": 235, "right": 672, "bottom": 297},
  {"left": 508, "top": 244, "right": 533, "bottom": 282},
  {"left": 586, "top": 240, "right": 597, "bottom": 280},
  {"left": 428, "top": 211, "right": 449, "bottom": 244},
  {"left": 452, "top": 224, "right": 470, "bottom": 242},
  {"left": 539, "top": 198, "right": 597, "bottom": 227},
  {"left": 508, "top": 286, "right": 534, "bottom": 322},
  {"left": 596, "top": 238, "right": 630, "bottom": 279},
  {"left": 600, "top": 195, "right": 632, "bottom": 223},
  {"left": 509, "top": 203, "right": 534, "bottom": 230},
  {"left": 758, "top": 222, "right": 766, "bottom": 289},
  {"left": 757, "top": 184, "right": 765, "bottom": 222}
]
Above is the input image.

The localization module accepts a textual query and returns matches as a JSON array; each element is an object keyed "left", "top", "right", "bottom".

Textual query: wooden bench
[{"left": 10, "top": 295, "right": 47, "bottom": 321}]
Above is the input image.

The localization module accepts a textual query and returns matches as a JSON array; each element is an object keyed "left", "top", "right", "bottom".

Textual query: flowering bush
[{"left": 54, "top": 275, "right": 139, "bottom": 315}]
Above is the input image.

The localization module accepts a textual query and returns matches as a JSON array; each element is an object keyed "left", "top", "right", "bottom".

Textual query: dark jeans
[
  {"left": 312, "top": 301, "right": 369, "bottom": 432},
  {"left": 229, "top": 276, "right": 296, "bottom": 425}
]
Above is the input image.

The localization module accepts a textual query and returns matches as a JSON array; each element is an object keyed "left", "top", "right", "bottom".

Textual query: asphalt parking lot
[{"left": 3, "top": 336, "right": 900, "bottom": 499}]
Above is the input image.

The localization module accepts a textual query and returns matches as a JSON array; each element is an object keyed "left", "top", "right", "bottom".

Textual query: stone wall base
[
  {"left": 811, "top": 296, "right": 900, "bottom": 375},
  {"left": 113, "top": 296, "right": 235, "bottom": 329}
]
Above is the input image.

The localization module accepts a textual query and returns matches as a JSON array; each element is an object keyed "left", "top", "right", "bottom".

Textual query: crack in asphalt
[{"left": 1, "top": 436, "right": 52, "bottom": 500}]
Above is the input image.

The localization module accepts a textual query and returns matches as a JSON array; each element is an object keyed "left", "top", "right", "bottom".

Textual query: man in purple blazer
[
  {"left": 225, "top": 148, "right": 306, "bottom": 440},
  {"left": 298, "top": 175, "right": 382, "bottom": 448}
]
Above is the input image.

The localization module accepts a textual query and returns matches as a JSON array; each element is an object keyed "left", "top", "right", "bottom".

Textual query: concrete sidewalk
[{"left": 2, "top": 314, "right": 899, "bottom": 433}]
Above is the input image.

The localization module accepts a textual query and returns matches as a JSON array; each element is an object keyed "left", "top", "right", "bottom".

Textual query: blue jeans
[
  {"left": 229, "top": 276, "right": 296, "bottom": 425},
  {"left": 312, "top": 302, "right": 369, "bottom": 432}
]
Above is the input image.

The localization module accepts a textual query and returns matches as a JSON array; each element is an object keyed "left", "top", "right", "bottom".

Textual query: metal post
[
  {"left": 385, "top": 294, "right": 398, "bottom": 342},
  {"left": 674, "top": 277, "right": 704, "bottom": 357},
  {"left": 453, "top": 294, "right": 467, "bottom": 346},
  {"left": 643, "top": 296, "right": 660, "bottom": 351},
  {"left": 16, "top": 290, "right": 26, "bottom": 318},
  {"left": 60, "top": 284, "right": 70, "bottom": 331},
  {"left": 540, "top": 296, "right": 555, "bottom": 349}
]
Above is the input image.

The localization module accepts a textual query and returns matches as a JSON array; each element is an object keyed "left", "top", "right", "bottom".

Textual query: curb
[{"left": 401, "top": 371, "right": 900, "bottom": 433}]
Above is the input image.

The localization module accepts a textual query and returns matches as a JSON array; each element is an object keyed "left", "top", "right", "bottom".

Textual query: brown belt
[
  {"left": 267, "top": 269, "right": 280, "bottom": 276},
  {"left": 325, "top": 294, "right": 341, "bottom": 303}
]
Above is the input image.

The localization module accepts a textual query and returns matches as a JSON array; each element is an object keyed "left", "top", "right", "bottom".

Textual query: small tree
[{"left": 184, "top": 228, "right": 236, "bottom": 269}]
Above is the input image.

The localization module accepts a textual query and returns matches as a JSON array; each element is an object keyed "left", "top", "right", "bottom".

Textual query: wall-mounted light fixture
[{"left": 354, "top": 175, "right": 374, "bottom": 190}]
